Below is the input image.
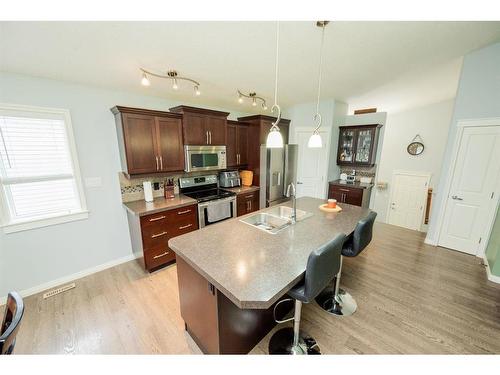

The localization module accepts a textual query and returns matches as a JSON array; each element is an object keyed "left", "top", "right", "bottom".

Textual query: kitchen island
[{"left": 169, "top": 197, "right": 371, "bottom": 354}]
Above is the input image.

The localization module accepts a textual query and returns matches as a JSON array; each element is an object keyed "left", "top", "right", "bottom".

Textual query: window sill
[{"left": 2, "top": 210, "right": 89, "bottom": 234}]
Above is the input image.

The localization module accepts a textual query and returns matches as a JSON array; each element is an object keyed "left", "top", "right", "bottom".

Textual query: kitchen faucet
[{"left": 286, "top": 182, "right": 297, "bottom": 224}]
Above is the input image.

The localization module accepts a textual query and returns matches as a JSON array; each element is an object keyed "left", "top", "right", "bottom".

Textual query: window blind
[{"left": 0, "top": 112, "right": 83, "bottom": 223}]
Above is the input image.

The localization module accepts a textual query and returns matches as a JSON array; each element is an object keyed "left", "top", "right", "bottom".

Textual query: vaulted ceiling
[{"left": 1, "top": 21, "right": 499, "bottom": 113}]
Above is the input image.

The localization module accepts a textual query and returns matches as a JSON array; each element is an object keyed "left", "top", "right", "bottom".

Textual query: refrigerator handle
[{"left": 277, "top": 172, "right": 281, "bottom": 186}]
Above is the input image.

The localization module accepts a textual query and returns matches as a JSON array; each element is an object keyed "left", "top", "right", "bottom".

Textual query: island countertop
[{"left": 169, "top": 197, "right": 371, "bottom": 309}]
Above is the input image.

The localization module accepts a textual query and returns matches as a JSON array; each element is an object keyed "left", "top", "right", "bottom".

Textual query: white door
[
  {"left": 295, "top": 130, "right": 329, "bottom": 199},
  {"left": 387, "top": 172, "right": 430, "bottom": 231},
  {"left": 439, "top": 126, "right": 500, "bottom": 255}
]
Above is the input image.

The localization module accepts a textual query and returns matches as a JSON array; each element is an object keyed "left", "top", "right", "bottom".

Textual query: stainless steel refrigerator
[{"left": 259, "top": 144, "right": 298, "bottom": 208}]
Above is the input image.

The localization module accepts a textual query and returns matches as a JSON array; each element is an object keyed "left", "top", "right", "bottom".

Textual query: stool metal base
[
  {"left": 315, "top": 288, "right": 357, "bottom": 316},
  {"left": 268, "top": 327, "right": 321, "bottom": 355}
]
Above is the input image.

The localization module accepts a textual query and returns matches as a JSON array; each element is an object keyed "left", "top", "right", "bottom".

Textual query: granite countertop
[
  {"left": 329, "top": 179, "right": 374, "bottom": 189},
  {"left": 221, "top": 185, "right": 260, "bottom": 195},
  {"left": 123, "top": 195, "right": 197, "bottom": 217},
  {"left": 169, "top": 197, "right": 371, "bottom": 309}
]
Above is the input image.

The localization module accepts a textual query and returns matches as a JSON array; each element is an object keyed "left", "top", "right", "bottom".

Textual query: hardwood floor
[{"left": 14, "top": 222, "right": 500, "bottom": 354}]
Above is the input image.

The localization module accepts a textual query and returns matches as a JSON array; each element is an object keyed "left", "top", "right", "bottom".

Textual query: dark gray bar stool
[
  {"left": 315, "top": 211, "right": 377, "bottom": 316},
  {"left": 268, "top": 233, "right": 345, "bottom": 355}
]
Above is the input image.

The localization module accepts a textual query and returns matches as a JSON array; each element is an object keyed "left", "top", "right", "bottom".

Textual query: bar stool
[
  {"left": 1, "top": 291, "right": 24, "bottom": 355},
  {"left": 268, "top": 233, "right": 345, "bottom": 355},
  {"left": 315, "top": 211, "right": 377, "bottom": 316}
]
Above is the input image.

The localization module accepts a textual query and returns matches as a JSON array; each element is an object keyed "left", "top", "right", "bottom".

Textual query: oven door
[
  {"left": 198, "top": 196, "right": 236, "bottom": 228},
  {"left": 185, "top": 145, "right": 227, "bottom": 172}
]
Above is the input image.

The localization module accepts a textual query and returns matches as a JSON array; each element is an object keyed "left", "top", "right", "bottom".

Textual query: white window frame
[{"left": 0, "top": 103, "right": 88, "bottom": 234}]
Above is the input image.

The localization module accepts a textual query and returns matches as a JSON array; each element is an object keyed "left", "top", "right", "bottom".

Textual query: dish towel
[{"left": 206, "top": 202, "right": 232, "bottom": 223}]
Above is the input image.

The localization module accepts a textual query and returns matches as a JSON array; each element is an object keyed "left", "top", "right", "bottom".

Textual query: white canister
[{"left": 143, "top": 181, "right": 154, "bottom": 202}]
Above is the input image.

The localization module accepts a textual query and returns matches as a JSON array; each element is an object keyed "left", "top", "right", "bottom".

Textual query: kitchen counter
[
  {"left": 169, "top": 196, "right": 370, "bottom": 309},
  {"left": 221, "top": 185, "right": 260, "bottom": 195},
  {"left": 123, "top": 194, "right": 197, "bottom": 217},
  {"left": 329, "top": 179, "right": 374, "bottom": 189}
]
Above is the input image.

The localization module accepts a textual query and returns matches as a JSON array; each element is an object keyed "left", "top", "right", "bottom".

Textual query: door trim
[
  {"left": 386, "top": 170, "right": 431, "bottom": 231},
  {"left": 292, "top": 127, "right": 331, "bottom": 198},
  {"left": 434, "top": 118, "right": 500, "bottom": 257}
]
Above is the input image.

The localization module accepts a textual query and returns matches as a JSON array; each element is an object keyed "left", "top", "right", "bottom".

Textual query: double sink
[{"left": 240, "top": 205, "right": 313, "bottom": 234}]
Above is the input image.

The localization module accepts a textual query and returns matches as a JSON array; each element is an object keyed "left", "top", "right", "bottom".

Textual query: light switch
[{"left": 85, "top": 177, "right": 102, "bottom": 188}]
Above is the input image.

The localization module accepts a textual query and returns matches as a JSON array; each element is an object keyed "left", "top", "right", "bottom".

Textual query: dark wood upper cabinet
[
  {"left": 227, "top": 120, "right": 249, "bottom": 167},
  {"left": 156, "top": 116, "right": 184, "bottom": 172},
  {"left": 237, "top": 115, "right": 291, "bottom": 186},
  {"left": 111, "top": 106, "right": 184, "bottom": 176},
  {"left": 170, "top": 106, "right": 229, "bottom": 146},
  {"left": 336, "top": 124, "right": 382, "bottom": 167}
]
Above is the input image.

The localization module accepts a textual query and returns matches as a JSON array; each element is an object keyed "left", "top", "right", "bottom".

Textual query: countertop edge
[{"left": 123, "top": 196, "right": 198, "bottom": 217}]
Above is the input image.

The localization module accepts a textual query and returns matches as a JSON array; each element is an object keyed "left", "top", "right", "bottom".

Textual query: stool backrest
[
  {"left": 303, "top": 233, "right": 345, "bottom": 303},
  {"left": 352, "top": 211, "right": 377, "bottom": 255},
  {"left": 0, "top": 292, "right": 24, "bottom": 355}
]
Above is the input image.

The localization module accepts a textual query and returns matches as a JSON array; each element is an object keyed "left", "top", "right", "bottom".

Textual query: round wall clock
[{"left": 407, "top": 135, "right": 424, "bottom": 156}]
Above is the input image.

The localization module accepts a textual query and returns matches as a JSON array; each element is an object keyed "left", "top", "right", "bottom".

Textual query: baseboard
[
  {"left": 0, "top": 253, "right": 139, "bottom": 306},
  {"left": 424, "top": 235, "right": 437, "bottom": 246},
  {"left": 484, "top": 256, "right": 500, "bottom": 284}
]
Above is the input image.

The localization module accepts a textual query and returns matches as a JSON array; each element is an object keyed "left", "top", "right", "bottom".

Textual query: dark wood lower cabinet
[
  {"left": 236, "top": 190, "right": 260, "bottom": 217},
  {"left": 176, "top": 256, "right": 285, "bottom": 354},
  {"left": 328, "top": 182, "right": 373, "bottom": 208},
  {"left": 127, "top": 204, "right": 198, "bottom": 271}
]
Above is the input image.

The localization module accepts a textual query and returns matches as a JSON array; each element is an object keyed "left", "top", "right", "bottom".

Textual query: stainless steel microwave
[{"left": 184, "top": 145, "right": 227, "bottom": 172}]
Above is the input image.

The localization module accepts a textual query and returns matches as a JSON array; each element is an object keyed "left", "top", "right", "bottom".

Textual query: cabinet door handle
[
  {"left": 153, "top": 251, "right": 170, "bottom": 259},
  {"left": 149, "top": 215, "right": 166, "bottom": 222},
  {"left": 209, "top": 131, "right": 212, "bottom": 144},
  {"left": 151, "top": 231, "right": 168, "bottom": 239},
  {"left": 249, "top": 200, "right": 252, "bottom": 210},
  {"left": 206, "top": 131, "right": 209, "bottom": 144},
  {"left": 156, "top": 156, "right": 159, "bottom": 171},
  {"left": 177, "top": 209, "right": 192, "bottom": 215},
  {"left": 179, "top": 223, "right": 193, "bottom": 230},
  {"left": 160, "top": 156, "right": 163, "bottom": 170}
]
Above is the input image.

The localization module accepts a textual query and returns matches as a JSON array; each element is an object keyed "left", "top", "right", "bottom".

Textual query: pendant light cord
[
  {"left": 313, "top": 23, "right": 326, "bottom": 133},
  {"left": 271, "top": 21, "right": 281, "bottom": 129}
]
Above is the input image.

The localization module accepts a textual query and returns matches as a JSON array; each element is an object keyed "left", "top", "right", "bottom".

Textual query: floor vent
[{"left": 43, "top": 283, "right": 76, "bottom": 299}]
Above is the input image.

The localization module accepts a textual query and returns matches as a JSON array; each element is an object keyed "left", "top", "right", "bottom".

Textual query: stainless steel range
[{"left": 179, "top": 174, "right": 236, "bottom": 228}]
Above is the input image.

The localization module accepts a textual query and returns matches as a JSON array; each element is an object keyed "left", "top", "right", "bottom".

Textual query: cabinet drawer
[
  {"left": 165, "top": 204, "right": 197, "bottom": 222},
  {"left": 168, "top": 215, "right": 199, "bottom": 238},
  {"left": 142, "top": 223, "right": 170, "bottom": 250},
  {"left": 144, "top": 246, "right": 175, "bottom": 270},
  {"left": 140, "top": 212, "right": 169, "bottom": 228}
]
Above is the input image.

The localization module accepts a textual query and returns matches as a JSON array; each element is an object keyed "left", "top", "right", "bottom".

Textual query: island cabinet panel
[
  {"left": 237, "top": 115, "right": 291, "bottom": 187},
  {"left": 169, "top": 105, "right": 229, "bottom": 146},
  {"left": 227, "top": 120, "right": 249, "bottom": 167},
  {"left": 236, "top": 190, "right": 260, "bottom": 217},
  {"left": 111, "top": 106, "right": 184, "bottom": 176},
  {"left": 131, "top": 204, "right": 198, "bottom": 271},
  {"left": 176, "top": 256, "right": 286, "bottom": 354}
]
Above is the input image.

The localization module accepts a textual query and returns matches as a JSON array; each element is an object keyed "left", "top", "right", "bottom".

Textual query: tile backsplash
[{"left": 339, "top": 165, "right": 376, "bottom": 180}]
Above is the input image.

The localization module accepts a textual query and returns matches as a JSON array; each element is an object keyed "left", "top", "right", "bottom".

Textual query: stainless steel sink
[
  {"left": 240, "top": 213, "right": 291, "bottom": 234},
  {"left": 239, "top": 206, "right": 313, "bottom": 234}
]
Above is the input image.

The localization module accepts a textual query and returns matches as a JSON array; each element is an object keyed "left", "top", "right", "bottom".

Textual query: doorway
[
  {"left": 293, "top": 128, "right": 330, "bottom": 199},
  {"left": 438, "top": 124, "right": 500, "bottom": 255},
  {"left": 387, "top": 171, "right": 430, "bottom": 231}
]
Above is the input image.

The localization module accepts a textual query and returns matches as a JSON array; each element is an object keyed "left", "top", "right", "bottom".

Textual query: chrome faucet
[{"left": 286, "top": 182, "right": 297, "bottom": 224}]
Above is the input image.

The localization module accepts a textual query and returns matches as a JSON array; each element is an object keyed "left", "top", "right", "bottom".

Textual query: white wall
[
  {"left": 0, "top": 72, "right": 249, "bottom": 298},
  {"left": 427, "top": 42, "right": 500, "bottom": 244},
  {"left": 372, "top": 99, "right": 454, "bottom": 229}
]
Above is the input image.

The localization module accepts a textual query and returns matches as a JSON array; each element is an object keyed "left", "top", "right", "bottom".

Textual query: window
[{"left": 0, "top": 104, "right": 88, "bottom": 233}]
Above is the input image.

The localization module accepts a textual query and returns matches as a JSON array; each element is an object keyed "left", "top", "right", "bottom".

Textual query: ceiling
[{"left": 1, "top": 21, "right": 500, "bottom": 113}]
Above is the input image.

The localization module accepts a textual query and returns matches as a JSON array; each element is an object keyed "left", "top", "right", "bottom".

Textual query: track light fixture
[
  {"left": 237, "top": 90, "right": 267, "bottom": 110},
  {"left": 139, "top": 68, "right": 201, "bottom": 96}
]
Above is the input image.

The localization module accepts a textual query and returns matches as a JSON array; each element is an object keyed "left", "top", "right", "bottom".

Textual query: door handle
[
  {"left": 156, "top": 156, "right": 159, "bottom": 171},
  {"left": 451, "top": 195, "right": 463, "bottom": 201},
  {"left": 297, "top": 181, "right": 303, "bottom": 185}
]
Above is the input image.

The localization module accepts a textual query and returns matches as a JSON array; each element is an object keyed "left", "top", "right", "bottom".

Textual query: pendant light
[
  {"left": 266, "top": 21, "right": 284, "bottom": 148},
  {"left": 308, "top": 21, "right": 329, "bottom": 148}
]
